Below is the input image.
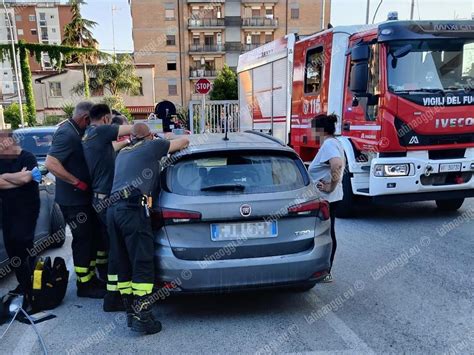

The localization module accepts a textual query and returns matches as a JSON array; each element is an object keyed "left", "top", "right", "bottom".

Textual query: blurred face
[
  {"left": 0, "top": 132, "right": 21, "bottom": 158},
  {"left": 311, "top": 127, "right": 326, "bottom": 143},
  {"left": 75, "top": 112, "right": 90, "bottom": 129},
  {"left": 132, "top": 123, "right": 152, "bottom": 141}
]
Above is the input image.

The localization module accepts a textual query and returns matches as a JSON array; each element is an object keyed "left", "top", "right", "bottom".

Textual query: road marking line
[{"left": 304, "top": 291, "right": 374, "bottom": 354}]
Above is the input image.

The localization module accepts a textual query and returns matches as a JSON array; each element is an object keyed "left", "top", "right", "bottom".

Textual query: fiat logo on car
[{"left": 240, "top": 204, "right": 252, "bottom": 217}]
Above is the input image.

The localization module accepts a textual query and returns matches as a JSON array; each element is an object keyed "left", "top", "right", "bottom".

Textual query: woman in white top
[{"left": 308, "top": 114, "right": 344, "bottom": 283}]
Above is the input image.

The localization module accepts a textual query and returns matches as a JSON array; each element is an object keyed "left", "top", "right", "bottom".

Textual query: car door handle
[{"left": 343, "top": 122, "right": 351, "bottom": 131}]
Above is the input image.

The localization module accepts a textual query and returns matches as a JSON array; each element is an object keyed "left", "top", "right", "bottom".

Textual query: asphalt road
[{"left": 1, "top": 199, "right": 473, "bottom": 354}]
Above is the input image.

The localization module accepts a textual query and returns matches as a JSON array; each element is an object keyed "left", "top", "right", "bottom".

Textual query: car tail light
[
  {"left": 288, "top": 199, "right": 330, "bottom": 220},
  {"left": 312, "top": 270, "right": 329, "bottom": 279},
  {"left": 318, "top": 201, "right": 330, "bottom": 220},
  {"left": 162, "top": 208, "right": 201, "bottom": 224},
  {"left": 151, "top": 208, "right": 201, "bottom": 229}
]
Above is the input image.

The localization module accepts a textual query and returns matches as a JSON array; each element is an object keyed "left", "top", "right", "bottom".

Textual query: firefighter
[
  {"left": 46, "top": 101, "right": 105, "bottom": 298},
  {"left": 111, "top": 110, "right": 127, "bottom": 126},
  {"left": 0, "top": 133, "right": 41, "bottom": 301},
  {"left": 108, "top": 122, "right": 189, "bottom": 334},
  {"left": 308, "top": 114, "right": 345, "bottom": 283},
  {"left": 82, "top": 103, "right": 133, "bottom": 311}
]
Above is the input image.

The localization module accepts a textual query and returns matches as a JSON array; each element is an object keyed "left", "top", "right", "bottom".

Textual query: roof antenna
[{"left": 223, "top": 106, "right": 229, "bottom": 141}]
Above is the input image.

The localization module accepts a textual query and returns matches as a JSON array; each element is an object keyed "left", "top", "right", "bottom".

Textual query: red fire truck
[{"left": 237, "top": 19, "right": 474, "bottom": 216}]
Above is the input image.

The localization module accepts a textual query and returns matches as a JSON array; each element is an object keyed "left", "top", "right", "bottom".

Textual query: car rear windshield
[
  {"left": 16, "top": 132, "right": 54, "bottom": 157},
  {"left": 166, "top": 152, "right": 308, "bottom": 196}
]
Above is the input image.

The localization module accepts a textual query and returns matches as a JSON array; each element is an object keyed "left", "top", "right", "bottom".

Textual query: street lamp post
[
  {"left": 111, "top": 4, "right": 118, "bottom": 58},
  {"left": 410, "top": 0, "right": 415, "bottom": 20},
  {"left": 365, "top": 0, "right": 370, "bottom": 24},
  {"left": 1, "top": 0, "right": 24, "bottom": 127}
]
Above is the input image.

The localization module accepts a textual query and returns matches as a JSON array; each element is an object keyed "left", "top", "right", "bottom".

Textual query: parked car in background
[
  {"left": 0, "top": 127, "right": 65, "bottom": 276},
  {"left": 152, "top": 132, "right": 332, "bottom": 292},
  {"left": 13, "top": 126, "right": 57, "bottom": 165}
]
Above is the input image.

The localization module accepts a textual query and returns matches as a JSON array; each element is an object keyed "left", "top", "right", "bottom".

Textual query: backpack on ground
[{"left": 30, "top": 256, "right": 69, "bottom": 312}]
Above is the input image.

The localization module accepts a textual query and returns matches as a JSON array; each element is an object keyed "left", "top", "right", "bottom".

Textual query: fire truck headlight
[{"left": 374, "top": 164, "right": 410, "bottom": 177}]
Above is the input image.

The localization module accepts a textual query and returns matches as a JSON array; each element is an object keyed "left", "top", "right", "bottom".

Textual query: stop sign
[{"left": 195, "top": 78, "right": 212, "bottom": 94}]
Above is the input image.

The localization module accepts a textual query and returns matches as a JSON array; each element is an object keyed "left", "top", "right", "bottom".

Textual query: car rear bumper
[{"left": 153, "top": 231, "right": 332, "bottom": 292}]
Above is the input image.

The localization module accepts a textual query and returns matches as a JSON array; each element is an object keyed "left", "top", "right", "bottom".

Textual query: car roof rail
[{"left": 244, "top": 130, "right": 286, "bottom": 147}]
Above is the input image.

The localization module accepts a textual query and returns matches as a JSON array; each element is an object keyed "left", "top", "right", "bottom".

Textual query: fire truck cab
[{"left": 237, "top": 20, "right": 474, "bottom": 216}]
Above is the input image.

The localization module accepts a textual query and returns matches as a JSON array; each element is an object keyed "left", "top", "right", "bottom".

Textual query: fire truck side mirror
[
  {"left": 350, "top": 62, "right": 369, "bottom": 94},
  {"left": 349, "top": 44, "right": 370, "bottom": 95},
  {"left": 350, "top": 45, "right": 370, "bottom": 62}
]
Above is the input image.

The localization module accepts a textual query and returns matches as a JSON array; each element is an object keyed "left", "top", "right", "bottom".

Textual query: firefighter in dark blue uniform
[
  {"left": 82, "top": 104, "right": 133, "bottom": 312},
  {"left": 108, "top": 123, "right": 188, "bottom": 334},
  {"left": 46, "top": 101, "right": 105, "bottom": 298}
]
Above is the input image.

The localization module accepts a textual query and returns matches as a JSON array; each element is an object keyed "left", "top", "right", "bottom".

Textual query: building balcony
[
  {"left": 225, "top": 42, "right": 243, "bottom": 52},
  {"left": 189, "top": 44, "right": 225, "bottom": 54},
  {"left": 242, "top": 17, "right": 279, "bottom": 28},
  {"left": 188, "top": 18, "right": 225, "bottom": 29},
  {"left": 190, "top": 69, "right": 217, "bottom": 79}
]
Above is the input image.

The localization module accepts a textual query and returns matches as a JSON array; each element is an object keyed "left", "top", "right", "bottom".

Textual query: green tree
[
  {"left": 209, "top": 65, "right": 238, "bottom": 101},
  {"left": 72, "top": 55, "right": 141, "bottom": 97},
  {"left": 3, "top": 103, "right": 27, "bottom": 129},
  {"left": 102, "top": 96, "right": 133, "bottom": 122},
  {"left": 43, "top": 115, "right": 64, "bottom": 126},
  {"left": 0, "top": 42, "right": 98, "bottom": 127},
  {"left": 61, "top": 103, "right": 75, "bottom": 119},
  {"left": 62, "top": 0, "right": 98, "bottom": 98},
  {"left": 18, "top": 43, "right": 35, "bottom": 125}
]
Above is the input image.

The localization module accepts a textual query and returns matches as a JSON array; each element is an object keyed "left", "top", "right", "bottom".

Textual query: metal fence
[{"left": 189, "top": 100, "right": 239, "bottom": 134}]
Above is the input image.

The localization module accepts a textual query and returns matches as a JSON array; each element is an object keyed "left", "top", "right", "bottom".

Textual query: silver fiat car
[{"left": 152, "top": 132, "right": 331, "bottom": 292}]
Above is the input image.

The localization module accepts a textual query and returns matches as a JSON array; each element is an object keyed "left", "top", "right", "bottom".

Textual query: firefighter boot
[
  {"left": 103, "top": 291, "right": 125, "bottom": 312},
  {"left": 122, "top": 294, "right": 134, "bottom": 328},
  {"left": 130, "top": 296, "right": 162, "bottom": 335},
  {"left": 77, "top": 279, "right": 106, "bottom": 299},
  {"left": 96, "top": 265, "right": 108, "bottom": 282}
]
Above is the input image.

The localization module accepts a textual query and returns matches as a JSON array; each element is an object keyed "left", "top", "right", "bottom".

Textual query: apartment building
[
  {"left": 0, "top": 1, "right": 72, "bottom": 102},
  {"left": 130, "top": 0, "right": 331, "bottom": 108}
]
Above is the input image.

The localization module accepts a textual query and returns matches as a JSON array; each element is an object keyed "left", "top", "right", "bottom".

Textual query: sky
[{"left": 82, "top": 0, "right": 474, "bottom": 53}]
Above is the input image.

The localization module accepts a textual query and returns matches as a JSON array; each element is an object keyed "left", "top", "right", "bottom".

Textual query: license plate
[
  {"left": 210, "top": 221, "right": 278, "bottom": 242},
  {"left": 439, "top": 163, "right": 462, "bottom": 173}
]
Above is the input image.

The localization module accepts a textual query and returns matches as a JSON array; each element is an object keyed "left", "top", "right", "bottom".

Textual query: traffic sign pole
[
  {"left": 201, "top": 93, "right": 206, "bottom": 134},
  {"left": 195, "top": 78, "right": 212, "bottom": 134}
]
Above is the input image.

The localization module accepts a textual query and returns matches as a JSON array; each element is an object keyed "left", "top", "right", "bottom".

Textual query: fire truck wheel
[
  {"left": 336, "top": 166, "right": 355, "bottom": 218},
  {"left": 435, "top": 198, "right": 465, "bottom": 212}
]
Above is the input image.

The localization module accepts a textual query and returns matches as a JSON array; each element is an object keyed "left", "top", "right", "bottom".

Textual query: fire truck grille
[{"left": 395, "top": 118, "right": 474, "bottom": 147}]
